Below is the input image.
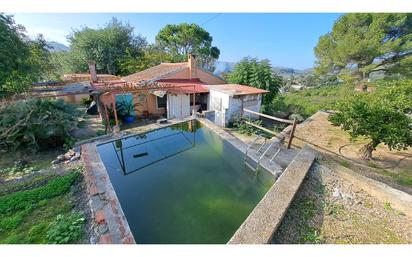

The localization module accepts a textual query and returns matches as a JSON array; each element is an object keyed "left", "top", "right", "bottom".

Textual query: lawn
[{"left": 0, "top": 167, "right": 86, "bottom": 244}]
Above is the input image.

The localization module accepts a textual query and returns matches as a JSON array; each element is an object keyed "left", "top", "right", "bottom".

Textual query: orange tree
[{"left": 329, "top": 80, "right": 412, "bottom": 160}]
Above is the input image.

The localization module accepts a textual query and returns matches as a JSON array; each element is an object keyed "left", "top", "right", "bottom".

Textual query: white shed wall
[{"left": 207, "top": 89, "right": 263, "bottom": 127}]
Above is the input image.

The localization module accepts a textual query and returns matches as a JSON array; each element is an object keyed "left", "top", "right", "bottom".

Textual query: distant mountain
[
  {"left": 213, "top": 61, "right": 237, "bottom": 76},
  {"left": 272, "top": 67, "right": 313, "bottom": 78},
  {"left": 47, "top": 41, "right": 69, "bottom": 52},
  {"left": 214, "top": 61, "right": 313, "bottom": 78}
]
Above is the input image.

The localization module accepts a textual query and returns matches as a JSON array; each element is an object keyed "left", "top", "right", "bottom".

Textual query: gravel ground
[{"left": 272, "top": 162, "right": 412, "bottom": 244}]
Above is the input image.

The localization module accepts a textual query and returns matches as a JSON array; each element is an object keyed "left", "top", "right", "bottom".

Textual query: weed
[
  {"left": 296, "top": 198, "right": 317, "bottom": 220},
  {"left": 325, "top": 202, "right": 345, "bottom": 218},
  {"left": 340, "top": 160, "right": 350, "bottom": 168},
  {"left": 96, "top": 129, "right": 106, "bottom": 136},
  {"left": 313, "top": 182, "right": 325, "bottom": 195},
  {"left": 383, "top": 202, "right": 392, "bottom": 211},
  {"left": 301, "top": 227, "right": 323, "bottom": 243},
  {"left": 46, "top": 212, "right": 85, "bottom": 244}
]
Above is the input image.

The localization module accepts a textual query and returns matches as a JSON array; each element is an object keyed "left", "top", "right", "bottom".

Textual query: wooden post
[
  {"left": 103, "top": 104, "right": 110, "bottom": 133},
  {"left": 287, "top": 119, "right": 297, "bottom": 149},
  {"left": 112, "top": 93, "right": 119, "bottom": 127},
  {"left": 192, "top": 84, "right": 196, "bottom": 116}
]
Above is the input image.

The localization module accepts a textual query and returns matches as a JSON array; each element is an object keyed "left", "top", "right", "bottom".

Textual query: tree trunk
[{"left": 359, "top": 140, "right": 379, "bottom": 160}]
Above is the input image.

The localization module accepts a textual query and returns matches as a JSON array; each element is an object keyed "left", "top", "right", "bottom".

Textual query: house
[{"left": 92, "top": 54, "right": 268, "bottom": 128}]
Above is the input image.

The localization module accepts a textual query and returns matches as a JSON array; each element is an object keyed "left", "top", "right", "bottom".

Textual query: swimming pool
[{"left": 97, "top": 120, "right": 274, "bottom": 243}]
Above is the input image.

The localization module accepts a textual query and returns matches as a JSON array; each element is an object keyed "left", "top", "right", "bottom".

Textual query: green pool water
[{"left": 97, "top": 120, "right": 274, "bottom": 244}]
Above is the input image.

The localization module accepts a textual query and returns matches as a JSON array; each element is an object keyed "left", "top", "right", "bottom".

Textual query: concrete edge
[
  {"left": 197, "top": 117, "right": 249, "bottom": 154},
  {"left": 331, "top": 163, "right": 412, "bottom": 217},
  {"left": 81, "top": 143, "right": 135, "bottom": 244},
  {"left": 228, "top": 144, "right": 316, "bottom": 244}
]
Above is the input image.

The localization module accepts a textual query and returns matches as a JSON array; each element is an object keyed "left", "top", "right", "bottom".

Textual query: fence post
[{"left": 287, "top": 119, "right": 297, "bottom": 149}]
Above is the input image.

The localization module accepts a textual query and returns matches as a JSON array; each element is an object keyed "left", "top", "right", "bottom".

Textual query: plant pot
[{"left": 123, "top": 115, "right": 135, "bottom": 124}]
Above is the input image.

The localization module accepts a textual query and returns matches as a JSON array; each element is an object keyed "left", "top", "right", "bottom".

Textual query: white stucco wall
[
  {"left": 167, "top": 93, "right": 191, "bottom": 119},
  {"left": 208, "top": 89, "right": 263, "bottom": 127},
  {"left": 208, "top": 90, "right": 230, "bottom": 126}
]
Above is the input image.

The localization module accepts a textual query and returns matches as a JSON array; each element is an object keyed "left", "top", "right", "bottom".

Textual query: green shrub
[
  {"left": 233, "top": 117, "right": 263, "bottom": 136},
  {"left": 80, "top": 97, "right": 92, "bottom": 106},
  {"left": 0, "top": 98, "right": 80, "bottom": 151},
  {"left": 46, "top": 212, "right": 85, "bottom": 244}
]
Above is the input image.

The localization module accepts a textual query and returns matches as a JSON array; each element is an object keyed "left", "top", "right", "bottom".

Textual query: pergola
[{"left": 91, "top": 79, "right": 204, "bottom": 132}]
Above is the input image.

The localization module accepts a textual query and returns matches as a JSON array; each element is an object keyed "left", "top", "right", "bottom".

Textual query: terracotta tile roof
[
  {"left": 157, "top": 79, "right": 209, "bottom": 94},
  {"left": 204, "top": 84, "right": 269, "bottom": 96},
  {"left": 122, "top": 63, "right": 188, "bottom": 83}
]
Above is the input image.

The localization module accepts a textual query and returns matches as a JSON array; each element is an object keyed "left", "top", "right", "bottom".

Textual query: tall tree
[
  {"left": 0, "top": 14, "right": 55, "bottom": 97},
  {"left": 68, "top": 18, "right": 147, "bottom": 75},
  {"left": 314, "top": 13, "right": 412, "bottom": 81},
  {"left": 118, "top": 45, "right": 173, "bottom": 75},
  {"left": 227, "top": 57, "right": 283, "bottom": 107},
  {"left": 155, "top": 23, "right": 220, "bottom": 71}
]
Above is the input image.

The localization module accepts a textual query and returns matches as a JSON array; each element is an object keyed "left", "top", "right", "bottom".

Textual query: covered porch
[{"left": 91, "top": 80, "right": 208, "bottom": 132}]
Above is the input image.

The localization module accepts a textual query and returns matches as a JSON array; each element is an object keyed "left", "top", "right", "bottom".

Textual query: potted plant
[{"left": 116, "top": 98, "right": 138, "bottom": 124}]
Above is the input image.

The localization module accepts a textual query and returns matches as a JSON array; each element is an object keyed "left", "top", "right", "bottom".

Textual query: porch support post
[
  {"left": 112, "top": 93, "right": 119, "bottom": 127},
  {"left": 192, "top": 84, "right": 196, "bottom": 116}
]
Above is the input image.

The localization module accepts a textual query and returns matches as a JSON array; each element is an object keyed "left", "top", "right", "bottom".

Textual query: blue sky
[{"left": 12, "top": 13, "right": 341, "bottom": 69}]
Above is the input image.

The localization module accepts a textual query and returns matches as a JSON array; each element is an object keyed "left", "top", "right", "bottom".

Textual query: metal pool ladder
[{"left": 244, "top": 135, "right": 284, "bottom": 174}]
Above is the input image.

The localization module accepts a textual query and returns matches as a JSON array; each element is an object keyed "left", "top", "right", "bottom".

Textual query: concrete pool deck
[
  {"left": 81, "top": 117, "right": 315, "bottom": 244},
  {"left": 228, "top": 145, "right": 316, "bottom": 244}
]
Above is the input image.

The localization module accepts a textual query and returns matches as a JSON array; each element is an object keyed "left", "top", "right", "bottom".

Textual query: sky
[{"left": 11, "top": 13, "right": 342, "bottom": 70}]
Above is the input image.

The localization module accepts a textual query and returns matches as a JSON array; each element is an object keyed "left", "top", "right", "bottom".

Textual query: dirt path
[{"left": 272, "top": 162, "right": 412, "bottom": 244}]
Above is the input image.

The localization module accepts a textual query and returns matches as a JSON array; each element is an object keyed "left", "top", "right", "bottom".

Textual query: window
[{"left": 157, "top": 95, "right": 167, "bottom": 108}]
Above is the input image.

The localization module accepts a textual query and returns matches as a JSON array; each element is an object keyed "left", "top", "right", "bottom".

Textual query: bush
[
  {"left": 233, "top": 117, "right": 263, "bottom": 136},
  {"left": 46, "top": 212, "right": 85, "bottom": 244},
  {"left": 0, "top": 98, "right": 81, "bottom": 151},
  {"left": 80, "top": 97, "right": 92, "bottom": 106}
]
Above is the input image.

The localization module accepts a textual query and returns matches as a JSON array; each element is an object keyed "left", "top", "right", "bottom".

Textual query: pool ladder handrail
[
  {"left": 244, "top": 135, "right": 264, "bottom": 162},
  {"left": 269, "top": 137, "right": 285, "bottom": 164},
  {"left": 256, "top": 141, "right": 276, "bottom": 172},
  {"left": 244, "top": 135, "right": 265, "bottom": 173}
]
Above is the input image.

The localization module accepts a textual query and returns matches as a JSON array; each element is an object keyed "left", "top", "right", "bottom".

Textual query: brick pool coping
[{"left": 82, "top": 143, "right": 135, "bottom": 244}]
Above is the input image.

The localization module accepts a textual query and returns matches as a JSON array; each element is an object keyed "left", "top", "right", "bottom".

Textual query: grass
[
  {"left": 374, "top": 168, "right": 412, "bottom": 188},
  {"left": 291, "top": 197, "right": 324, "bottom": 243},
  {"left": 0, "top": 170, "right": 85, "bottom": 244}
]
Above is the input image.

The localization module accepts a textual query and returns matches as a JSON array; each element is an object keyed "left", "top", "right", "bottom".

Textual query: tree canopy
[
  {"left": 155, "top": 23, "right": 220, "bottom": 71},
  {"left": 314, "top": 13, "right": 412, "bottom": 81},
  {"left": 0, "top": 14, "right": 56, "bottom": 98},
  {"left": 329, "top": 79, "right": 412, "bottom": 160},
  {"left": 67, "top": 18, "right": 147, "bottom": 75},
  {"left": 226, "top": 57, "right": 283, "bottom": 107}
]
